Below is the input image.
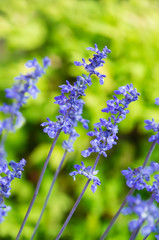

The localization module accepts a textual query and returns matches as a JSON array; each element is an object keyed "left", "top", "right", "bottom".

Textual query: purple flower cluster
[
  {"left": 0, "top": 159, "right": 26, "bottom": 223},
  {"left": 81, "top": 84, "right": 140, "bottom": 158},
  {"left": 144, "top": 119, "right": 159, "bottom": 143},
  {"left": 62, "top": 129, "right": 79, "bottom": 152},
  {"left": 155, "top": 98, "right": 159, "bottom": 105},
  {"left": 0, "top": 57, "right": 50, "bottom": 134},
  {"left": 147, "top": 174, "right": 159, "bottom": 202},
  {"left": 122, "top": 161, "right": 159, "bottom": 202},
  {"left": 122, "top": 194, "right": 159, "bottom": 236},
  {"left": 102, "top": 83, "right": 140, "bottom": 122},
  {"left": 74, "top": 44, "right": 111, "bottom": 85},
  {"left": 0, "top": 57, "right": 50, "bottom": 223},
  {"left": 41, "top": 44, "right": 111, "bottom": 151},
  {"left": 119, "top": 98, "right": 159, "bottom": 238},
  {"left": 121, "top": 161, "right": 159, "bottom": 238},
  {"left": 81, "top": 118, "right": 118, "bottom": 158},
  {"left": 0, "top": 206, "right": 11, "bottom": 224},
  {"left": 70, "top": 84, "right": 140, "bottom": 193},
  {"left": 121, "top": 162, "right": 159, "bottom": 190},
  {"left": 144, "top": 98, "right": 159, "bottom": 144},
  {"left": 69, "top": 161, "right": 101, "bottom": 193}
]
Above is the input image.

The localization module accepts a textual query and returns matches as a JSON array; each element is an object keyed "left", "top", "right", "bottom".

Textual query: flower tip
[
  {"left": 91, "top": 184, "right": 97, "bottom": 193},
  {"left": 155, "top": 98, "right": 159, "bottom": 105},
  {"left": 43, "top": 57, "right": 51, "bottom": 68},
  {"left": 81, "top": 150, "right": 90, "bottom": 158}
]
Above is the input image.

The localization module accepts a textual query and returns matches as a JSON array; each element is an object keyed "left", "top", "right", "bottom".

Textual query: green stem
[
  {"left": 55, "top": 153, "right": 101, "bottom": 240},
  {"left": 30, "top": 149, "right": 68, "bottom": 239},
  {"left": 16, "top": 129, "right": 61, "bottom": 240}
]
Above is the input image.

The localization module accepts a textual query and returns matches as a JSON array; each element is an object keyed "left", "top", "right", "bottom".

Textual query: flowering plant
[{"left": 1, "top": 44, "right": 159, "bottom": 240}]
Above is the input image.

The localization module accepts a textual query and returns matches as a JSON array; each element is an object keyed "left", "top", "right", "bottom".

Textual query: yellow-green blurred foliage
[{"left": 0, "top": 0, "right": 159, "bottom": 239}]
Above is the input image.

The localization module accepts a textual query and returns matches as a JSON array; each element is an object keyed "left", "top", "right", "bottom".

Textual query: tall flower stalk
[
  {"left": 0, "top": 57, "right": 50, "bottom": 223},
  {"left": 55, "top": 84, "right": 140, "bottom": 239},
  {"left": 56, "top": 154, "right": 101, "bottom": 240},
  {"left": 100, "top": 98, "right": 159, "bottom": 240}
]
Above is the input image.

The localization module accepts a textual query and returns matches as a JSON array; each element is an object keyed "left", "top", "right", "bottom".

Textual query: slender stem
[
  {"left": 100, "top": 187, "right": 135, "bottom": 240},
  {"left": 143, "top": 234, "right": 149, "bottom": 240},
  {"left": 100, "top": 140, "right": 157, "bottom": 240},
  {"left": 0, "top": 132, "right": 8, "bottom": 160},
  {"left": 55, "top": 153, "right": 101, "bottom": 240},
  {"left": 129, "top": 221, "right": 144, "bottom": 240},
  {"left": 30, "top": 149, "right": 68, "bottom": 240},
  {"left": 55, "top": 179, "right": 90, "bottom": 240},
  {"left": 142, "top": 140, "right": 157, "bottom": 168},
  {"left": 92, "top": 153, "right": 101, "bottom": 171},
  {"left": 16, "top": 129, "right": 61, "bottom": 240}
]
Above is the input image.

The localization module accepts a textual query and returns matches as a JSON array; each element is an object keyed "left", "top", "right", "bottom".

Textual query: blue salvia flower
[
  {"left": 122, "top": 194, "right": 159, "bottom": 236},
  {"left": 74, "top": 44, "right": 111, "bottom": 85},
  {"left": 0, "top": 57, "right": 50, "bottom": 134},
  {"left": 70, "top": 84, "right": 140, "bottom": 193},
  {"left": 0, "top": 204, "right": 11, "bottom": 224},
  {"left": 0, "top": 57, "right": 50, "bottom": 223},
  {"left": 0, "top": 159, "right": 26, "bottom": 222},
  {"left": 69, "top": 161, "right": 101, "bottom": 193},
  {"left": 62, "top": 129, "right": 79, "bottom": 152},
  {"left": 81, "top": 84, "right": 140, "bottom": 158},
  {"left": 155, "top": 98, "right": 159, "bottom": 105},
  {"left": 41, "top": 44, "right": 111, "bottom": 149},
  {"left": 0, "top": 159, "right": 26, "bottom": 197},
  {"left": 144, "top": 99, "right": 159, "bottom": 143},
  {"left": 121, "top": 162, "right": 159, "bottom": 190},
  {"left": 146, "top": 175, "right": 159, "bottom": 202},
  {"left": 145, "top": 119, "right": 159, "bottom": 132}
]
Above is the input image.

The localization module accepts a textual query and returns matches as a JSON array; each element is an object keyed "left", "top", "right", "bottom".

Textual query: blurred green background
[{"left": 0, "top": 0, "right": 159, "bottom": 239}]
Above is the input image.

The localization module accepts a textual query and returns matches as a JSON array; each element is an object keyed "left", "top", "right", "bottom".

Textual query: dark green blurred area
[{"left": 0, "top": 0, "right": 159, "bottom": 239}]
